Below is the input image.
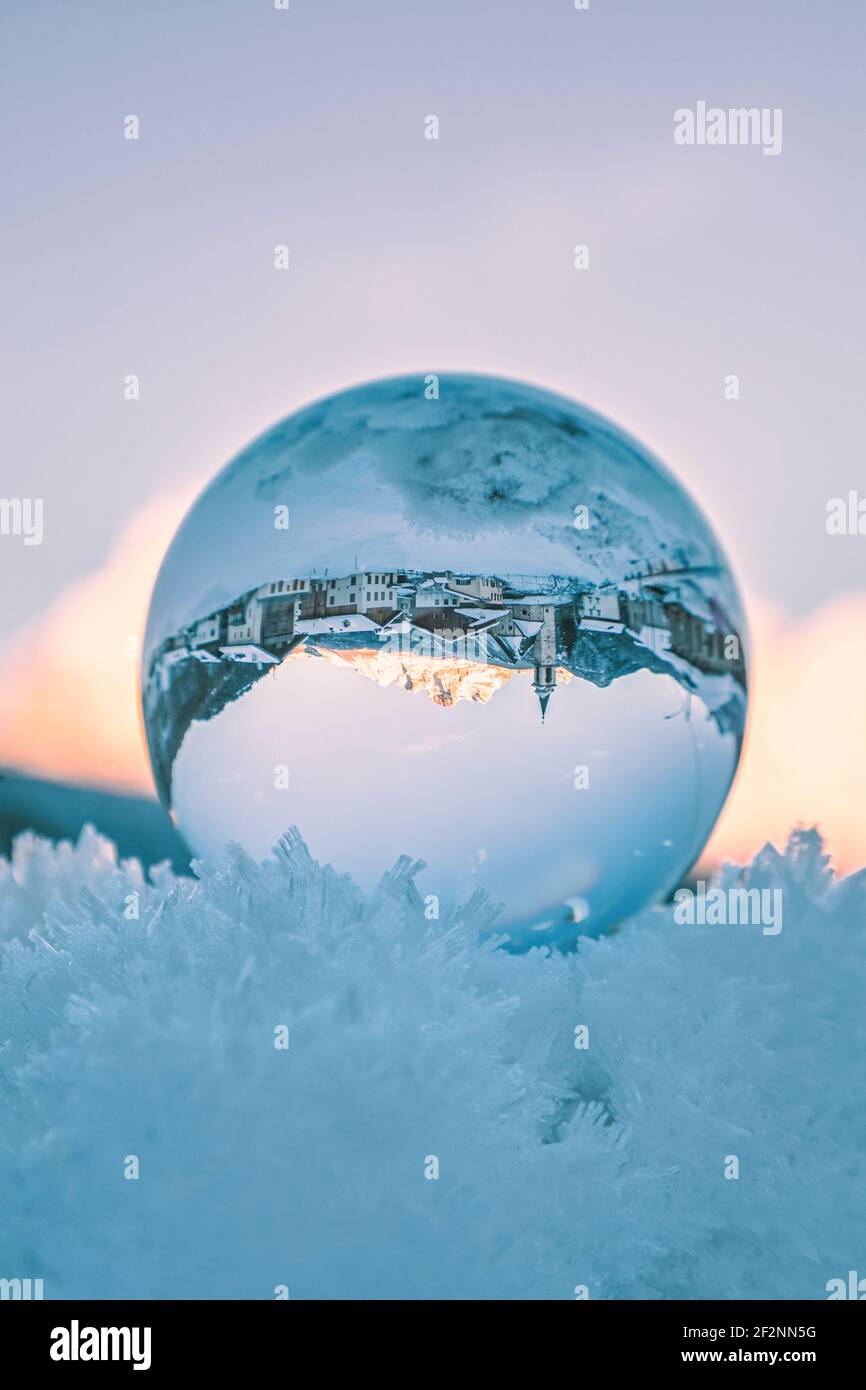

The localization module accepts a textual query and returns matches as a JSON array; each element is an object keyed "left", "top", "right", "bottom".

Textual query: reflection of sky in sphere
[
  {"left": 172, "top": 654, "right": 736, "bottom": 939},
  {"left": 143, "top": 374, "right": 747, "bottom": 947}
]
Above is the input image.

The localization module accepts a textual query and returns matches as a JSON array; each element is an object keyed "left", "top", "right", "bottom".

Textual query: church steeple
[{"left": 533, "top": 663, "right": 556, "bottom": 722}]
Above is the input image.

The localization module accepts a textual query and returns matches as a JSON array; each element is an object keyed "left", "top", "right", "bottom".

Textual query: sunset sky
[{"left": 2, "top": 0, "right": 864, "bottom": 872}]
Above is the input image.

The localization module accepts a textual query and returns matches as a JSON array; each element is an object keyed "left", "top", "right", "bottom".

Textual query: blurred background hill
[{"left": 0, "top": 770, "right": 191, "bottom": 875}]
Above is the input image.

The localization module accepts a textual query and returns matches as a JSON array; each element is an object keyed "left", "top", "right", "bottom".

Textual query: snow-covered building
[
  {"left": 620, "top": 592, "right": 668, "bottom": 634},
  {"left": 226, "top": 594, "right": 263, "bottom": 647},
  {"left": 261, "top": 577, "right": 311, "bottom": 598},
  {"left": 579, "top": 616, "right": 625, "bottom": 635},
  {"left": 578, "top": 589, "right": 621, "bottom": 623},
  {"left": 356, "top": 571, "right": 402, "bottom": 614},
  {"left": 299, "top": 571, "right": 405, "bottom": 619},
  {"left": 295, "top": 614, "right": 381, "bottom": 637},
  {"left": 501, "top": 594, "right": 571, "bottom": 621},
  {"left": 414, "top": 578, "right": 463, "bottom": 613},
  {"left": 189, "top": 612, "right": 227, "bottom": 649},
  {"left": 219, "top": 644, "right": 279, "bottom": 666},
  {"left": 666, "top": 603, "right": 738, "bottom": 675},
  {"left": 448, "top": 574, "right": 504, "bottom": 604},
  {"left": 222, "top": 584, "right": 306, "bottom": 653}
]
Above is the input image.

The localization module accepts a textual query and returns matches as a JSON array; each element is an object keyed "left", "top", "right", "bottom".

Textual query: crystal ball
[{"left": 142, "top": 374, "right": 748, "bottom": 948}]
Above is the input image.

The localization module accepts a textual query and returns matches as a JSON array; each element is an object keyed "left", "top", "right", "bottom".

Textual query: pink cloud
[
  {"left": 703, "top": 594, "right": 866, "bottom": 874},
  {"left": 0, "top": 487, "right": 197, "bottom": 794}
]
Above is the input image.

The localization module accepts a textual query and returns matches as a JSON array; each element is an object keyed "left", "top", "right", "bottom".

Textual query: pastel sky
[{"left": 1, "top": 1, "right": 864, "bottom": 870}]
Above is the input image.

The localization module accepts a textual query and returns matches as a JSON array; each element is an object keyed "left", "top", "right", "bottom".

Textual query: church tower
[{"left": 532, "top": 603, "right": 558, "bottom": 722}]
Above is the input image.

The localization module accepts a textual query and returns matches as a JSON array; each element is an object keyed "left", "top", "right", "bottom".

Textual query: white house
[
  {"left": 226, "top": 594, "right": 264, "bottom": 646},
  {"left": 448, "top": 575, "right": 504, "bottom": 604},
  {"left": 578, "top": 589, "right": 621, "bottom": 622},
  {"left": 414, "top": 578, "right": 462, "bottom": 612},
  {"left": 313, "top": 571, "right": 402, "bottom": 613}
]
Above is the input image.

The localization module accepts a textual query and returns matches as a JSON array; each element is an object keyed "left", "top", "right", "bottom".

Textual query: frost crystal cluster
[{"left": 0, "top": 825, "right": 863, "bottom": 1300}]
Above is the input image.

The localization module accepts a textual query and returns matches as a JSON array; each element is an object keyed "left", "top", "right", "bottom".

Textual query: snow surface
[
  {"left": 295, "top": 615, "right": 380, "bottom": 634},
  {"left": 0, "top": 824, "right": 863, "bottom": 1300}
]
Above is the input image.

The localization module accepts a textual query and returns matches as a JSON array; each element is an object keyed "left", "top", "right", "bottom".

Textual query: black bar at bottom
[{"left": 1, "top": 1298, "right": 862, "bottom": 1374}]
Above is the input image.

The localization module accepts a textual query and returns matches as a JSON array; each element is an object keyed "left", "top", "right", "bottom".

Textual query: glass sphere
[{"left": 142, "top": 374, "right": 748, "bottom": 949}]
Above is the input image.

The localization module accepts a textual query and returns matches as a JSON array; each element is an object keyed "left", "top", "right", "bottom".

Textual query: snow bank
[{"left": 0, "top": 825, "right": 863, "bottom": 1300}]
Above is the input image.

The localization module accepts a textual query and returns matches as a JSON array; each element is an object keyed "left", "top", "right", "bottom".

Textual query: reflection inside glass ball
[{"left": 142, "top": 375, "right": 747, "bottom": 949}]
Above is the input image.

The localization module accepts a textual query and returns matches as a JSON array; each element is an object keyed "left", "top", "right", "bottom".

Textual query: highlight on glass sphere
[{"left": 142, "top": 374, "right": 748, "bottom": 949}]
